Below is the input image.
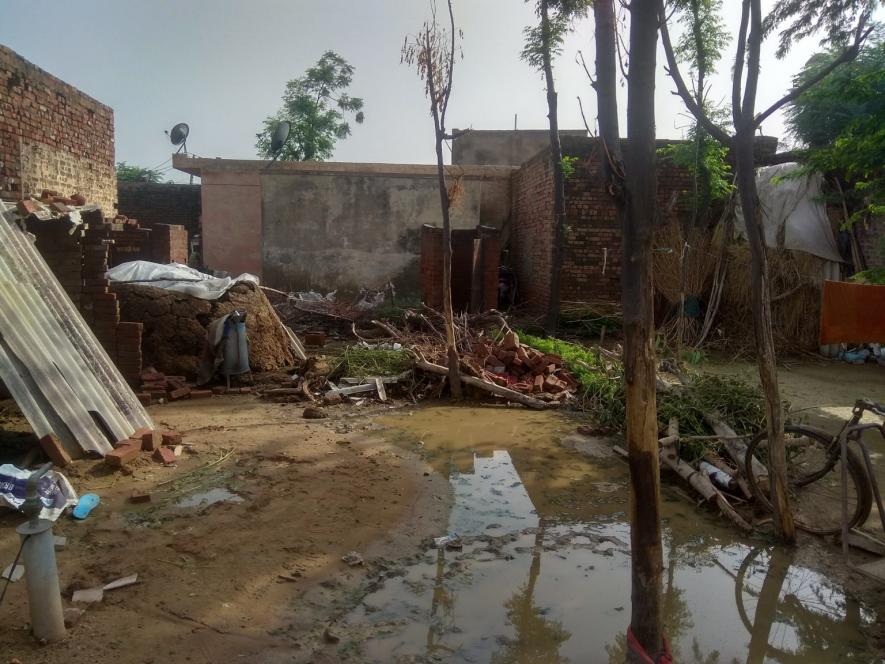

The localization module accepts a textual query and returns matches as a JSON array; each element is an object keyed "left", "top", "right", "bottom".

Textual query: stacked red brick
[
  {"left": 27, "top": 213, "right": 83, "bottom": 306},
  {"left": 151, "top": 223, "right": 189, "bottom": 264},
  {"left": 137, "top": 367, "right": 213, "bottom": 405}
]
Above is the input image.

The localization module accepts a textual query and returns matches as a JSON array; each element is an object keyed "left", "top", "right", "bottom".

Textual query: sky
[{"left": 0, "top": 1, "right": 871, "bottom": 183}]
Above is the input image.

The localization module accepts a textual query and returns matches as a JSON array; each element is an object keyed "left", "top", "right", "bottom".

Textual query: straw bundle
[
  {"left": 653, "top": 222, "right": 721, "bottom": 348},
  {"left": 714, "top": 245, "right": 825, "bottom": 352}
]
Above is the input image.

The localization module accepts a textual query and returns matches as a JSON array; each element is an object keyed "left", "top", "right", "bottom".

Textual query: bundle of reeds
[
  {"left": 653, "top": 222, "right": 721, "bottom": 349},
  {"left": 714, "top": 245, "right": 825, "bottom": 352}
]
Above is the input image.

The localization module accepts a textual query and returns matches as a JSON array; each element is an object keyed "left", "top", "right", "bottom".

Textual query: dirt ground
[
  {"left": 0, "top": 355, "right": 883, "bottom": 662},
  {"left": 0, "top": 397, "right": 450, "bottom": 664}
]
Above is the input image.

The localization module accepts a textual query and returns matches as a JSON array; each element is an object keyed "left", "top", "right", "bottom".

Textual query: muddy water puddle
[{"left": 339, "top": 405, "right": 882, "bottom": 663}]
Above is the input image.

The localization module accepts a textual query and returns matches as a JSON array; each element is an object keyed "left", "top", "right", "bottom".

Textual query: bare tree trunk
[
  {"left": 734, "top": 133, "right": 795, "bottom": 543},
  {"left": 624, "top": 0, "right": 663, "bottom": 659},
  {"left": 540, "top": 0, "right": 566, "bottom": 334},
  {"left": 732, "top": 0, "right": 794, "bottom": 543},
  {"left": 432, "top": 122, "right": 463, "bottom": 400},
  {"left": 593, "top": 0, "right": 623, "bottom": 173}
]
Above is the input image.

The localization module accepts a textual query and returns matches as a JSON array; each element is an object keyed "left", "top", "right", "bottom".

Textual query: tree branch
[
  {"left": 657, "top": 0, "right": 732, "bottom": 147},
  {"left": 732, "top": 0, "right": 751, "bottom": 128},
  {"left": 739, "top": 0, "right": 763, "bottom": 127},
  {"left": 440, "top": 0, "right": 457, "bottom": 132},
  {"left": 751, "top": 20, "right": 873, "bottom": 132},
  {"left": 576, "top": 50, "right": 596, "bottom": 88}
]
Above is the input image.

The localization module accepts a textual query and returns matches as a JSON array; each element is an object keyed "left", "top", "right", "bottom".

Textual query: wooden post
[{"left": 623, "top": 0, "right": 663, "bottom": 659}]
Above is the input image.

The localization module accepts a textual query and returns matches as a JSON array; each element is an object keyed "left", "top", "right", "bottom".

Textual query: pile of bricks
[
  {"left": 469, "top": 331, "right": 577, "bottom": 399},
  {"left": 136, "top": 367, "right": 213, "bottom": 406},
  {"left": 31, "top": 221, "right": 83, "bottom": 305},
  {"left": 105, "top": 427, "right": 184, "bottom": 471}
]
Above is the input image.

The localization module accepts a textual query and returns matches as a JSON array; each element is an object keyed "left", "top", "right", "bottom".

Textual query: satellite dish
[
  {"left": 270, "top": 121, "right": 290, "bottom": 156},
  {"left": 168, "top": 123, "right": 189, "bottom": 153}
]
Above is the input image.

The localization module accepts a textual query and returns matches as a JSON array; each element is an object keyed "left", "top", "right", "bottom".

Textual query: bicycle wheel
[{"left": 744, "top": 425, "right": 873, "bottom": 535}]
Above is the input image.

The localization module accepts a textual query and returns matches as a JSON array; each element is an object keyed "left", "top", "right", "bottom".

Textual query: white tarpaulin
[
  {"left": 737, "top": 163, "right": 843, "bottom": 263},
  {"left": 107, "top": 261, "right": 259, "bottom": 300}
]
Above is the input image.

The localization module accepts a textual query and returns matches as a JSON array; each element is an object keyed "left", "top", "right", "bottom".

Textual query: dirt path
[{"left": 0, "top": 397, "right": 449, "bottom": 663}]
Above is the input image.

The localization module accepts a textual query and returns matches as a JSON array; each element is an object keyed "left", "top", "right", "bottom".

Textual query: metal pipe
[{"left": 16, "top": 463, "right": 65, "bottom": 642}]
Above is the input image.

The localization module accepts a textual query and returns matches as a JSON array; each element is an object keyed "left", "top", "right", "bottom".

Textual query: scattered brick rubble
[{"left": 466, "top": 330, "right": 577, "bottom": 400}]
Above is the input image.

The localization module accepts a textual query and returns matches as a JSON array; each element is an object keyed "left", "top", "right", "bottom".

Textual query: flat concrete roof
[{"left": 173, "top": 154, "right": 517, "bottom": 179}]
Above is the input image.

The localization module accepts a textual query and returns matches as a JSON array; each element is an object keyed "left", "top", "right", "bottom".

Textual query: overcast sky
[{"left": 1, "top": 1, "right": 872, "bottom": 183}]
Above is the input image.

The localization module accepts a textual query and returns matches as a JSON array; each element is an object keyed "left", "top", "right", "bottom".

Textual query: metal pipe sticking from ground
[{"left": 16, "top": 463, "right": 66, "bottom": 642}]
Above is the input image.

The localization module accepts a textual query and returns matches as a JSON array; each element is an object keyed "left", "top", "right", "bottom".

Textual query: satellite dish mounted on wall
[
  {"left": 265, "top": 121, "right": 291, "bottom": 168},
  {"left": 167, "top": 122, "right": 190, "bottom": 154}
]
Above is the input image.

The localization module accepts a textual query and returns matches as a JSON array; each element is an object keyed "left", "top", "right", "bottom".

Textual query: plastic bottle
[{"left": 699, "top": 461, "right": 736, "bottom": 492}]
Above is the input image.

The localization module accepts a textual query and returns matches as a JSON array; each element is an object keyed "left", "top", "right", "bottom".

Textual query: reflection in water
[{"left": 345, "top": 407, "right": 880, "bottom": 663}]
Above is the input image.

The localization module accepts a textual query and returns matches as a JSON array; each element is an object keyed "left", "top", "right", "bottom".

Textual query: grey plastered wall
[{"left": 259, "top": 167, "right": 513, "bottom": 294}]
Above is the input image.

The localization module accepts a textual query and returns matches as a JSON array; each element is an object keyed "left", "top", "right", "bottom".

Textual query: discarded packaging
[
  {"left": 341, "top": 551, "right": 364, "bottom": 567},
  {"left": 433, "top": 533, "right": 462, "bottom": 550},
  {"left": 72, "top": 587, "right": 104, "bottom": 603},
  {"left": 0, "top": 463, "right": 78, "bottom": 521},
  {"left": 1, "top": 563, "right": 24, "bottom": 582},
  {"left": 103, "top": 574, "right": 138, "bottom": 591}
]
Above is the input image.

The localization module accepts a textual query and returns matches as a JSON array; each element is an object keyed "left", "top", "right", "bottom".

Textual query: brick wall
[
  {"left": 0, "top": 45, "right": 116, "bottom": 212},
  {"left": 511, "top": 136, "right": 693, "bottom": 314},
  {"left": 117, "top": 182, "right": 201, "bottom": 239},
  {"left": 510, "top": 149, "right": 555, "bottom": 314}
]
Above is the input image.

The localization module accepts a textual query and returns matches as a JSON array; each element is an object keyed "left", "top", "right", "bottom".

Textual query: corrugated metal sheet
[{"left": 0, "top": 201, "right": 153, "bottom": 456}]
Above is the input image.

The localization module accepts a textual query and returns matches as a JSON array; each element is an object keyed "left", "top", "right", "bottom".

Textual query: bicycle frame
[{"left": 839, "top": 400, "right": 885, "bottom": 555}]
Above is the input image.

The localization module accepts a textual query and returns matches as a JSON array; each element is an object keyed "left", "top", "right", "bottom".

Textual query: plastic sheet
[
  {"left": 737, "top": 164, "right": 843, "bottom": 263},
  {"left": 107, "top": 261, "right": 259, "bottom": 300}
]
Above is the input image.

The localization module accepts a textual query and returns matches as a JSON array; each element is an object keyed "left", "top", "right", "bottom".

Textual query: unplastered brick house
[{"left": 0, "top": 44, "right": 116, "bottom": 212}]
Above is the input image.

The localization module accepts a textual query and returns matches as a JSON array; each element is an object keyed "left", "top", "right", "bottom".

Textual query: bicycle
[{"left": 743, "top": 398, "right": 885, "bottom": 536}]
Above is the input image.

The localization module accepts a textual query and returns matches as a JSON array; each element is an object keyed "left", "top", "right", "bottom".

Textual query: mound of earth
[{"left": 114, "top": 281, "right": 295, "bottom": 378}]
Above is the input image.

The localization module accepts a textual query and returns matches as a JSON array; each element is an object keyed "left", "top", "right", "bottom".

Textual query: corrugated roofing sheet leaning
[{"left": 0, "top": 201, "right": 153, "bottom": 456}]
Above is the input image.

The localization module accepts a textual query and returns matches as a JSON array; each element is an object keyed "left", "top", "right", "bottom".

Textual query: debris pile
[{"left": 463, "top": 330, "right": 578, "bottom": 401}]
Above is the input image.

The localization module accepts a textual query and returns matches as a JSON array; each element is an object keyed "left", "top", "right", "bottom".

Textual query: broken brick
[
  {"left": 153, "top": 447, "right": 176, "bottom": 465},
  {"left": 141, "top": 430, "right": 163, "bottom": 451},
  {"left": 38, "top": 434, "right": 72, "bottom": 468},
  {"left": 105, "top": 444, "right": 140, "bottom": 468},
  {"left": 189, "top": 390, "right": 212, "bottom": 399},
  {"left": 129, "top": 491, "right": 151, "bottom": 504},
  {"left": 168, "top": 386, "right": 191, "bottom": 400},
  {"left": 16, "top": 199, "right": 41, "bottom": 217},
  {"left": 161, "top": 431, "right": 183, "bottom": 446},
  {"left": 501, "top": 331, "right": 520, "bottom": 350}
]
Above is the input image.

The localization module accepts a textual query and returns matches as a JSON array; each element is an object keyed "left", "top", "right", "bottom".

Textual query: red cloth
[
  {"left": 627, "top": 626, "right": 673, "bottom": 664},
  {"left": 820, "top": 280, "right": 885, "bottom": 345}
]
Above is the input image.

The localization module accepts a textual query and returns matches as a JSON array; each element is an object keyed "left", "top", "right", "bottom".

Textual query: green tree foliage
[
  {"left": 116, "top": 162, "right": 165, "bottom": 183},
  {"left": 765, "top": 0, "right": 882, "bottom": 58},
  {"left": 786, "top": 38, "right": 885, "bottom": 223},
  {"left": 661, "top": 0, "right": 731, "bottom": 226},
  {"left": 256, "top": 51, "right": 365, "bottom": 162},
  {"left": 670, "top": 0, "right": 729, "bottom": 82},
  {"left": 520, "top": 0, "right": 588, "bottom": 69}
]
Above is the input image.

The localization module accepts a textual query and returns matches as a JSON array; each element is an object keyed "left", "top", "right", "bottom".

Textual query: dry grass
[
  {"left": 712, "top": 245, "right": 825, "bottom": 352},
  {"left": 653, "top": 222, "right": 721, "bottom": 347}
]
